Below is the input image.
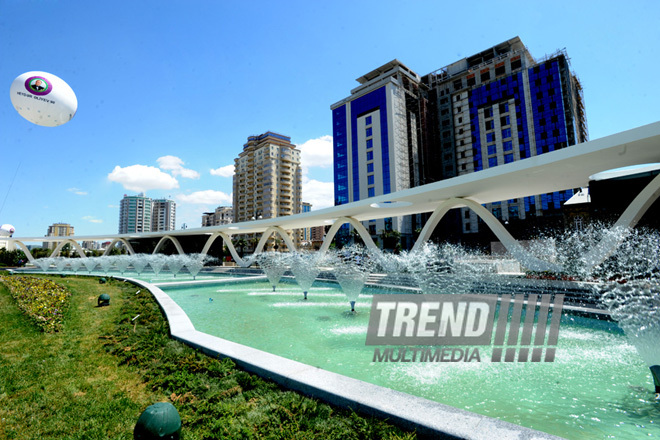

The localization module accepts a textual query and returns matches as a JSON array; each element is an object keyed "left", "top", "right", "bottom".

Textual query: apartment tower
[
  {"left": 233, "top": 132, "right": 302, "bottom": 245},
  {"left": 118, "top": 193, "right": 152, "bottom": 234},
  {"left": 151, "top": 198, "right": 176, "bottom": 232}
]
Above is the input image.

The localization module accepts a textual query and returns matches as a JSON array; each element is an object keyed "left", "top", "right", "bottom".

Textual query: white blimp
[
  {"left": 0, "top": 224, "right": 15, "bottom": 237},
  {"left": 9, "top": 71, "right": 78, "bottom": 127}
]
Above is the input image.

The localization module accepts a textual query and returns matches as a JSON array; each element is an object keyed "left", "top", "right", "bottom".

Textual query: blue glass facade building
[{"left": 331, "top": 60, "right": 426, "bottom": 246}]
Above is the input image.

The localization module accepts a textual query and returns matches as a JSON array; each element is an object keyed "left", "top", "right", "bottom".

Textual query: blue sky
[{"left": 1, "top": 0, "right": 659, "bottom": 238}]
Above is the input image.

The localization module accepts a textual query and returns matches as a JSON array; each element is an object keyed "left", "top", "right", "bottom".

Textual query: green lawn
[{"left": 0, "top": 274, "right": 417, "bottom": 439}]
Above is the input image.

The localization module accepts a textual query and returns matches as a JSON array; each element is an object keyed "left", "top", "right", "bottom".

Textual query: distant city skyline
[{"left": 2, "top": 1, "right": 659, "bottom": 238}]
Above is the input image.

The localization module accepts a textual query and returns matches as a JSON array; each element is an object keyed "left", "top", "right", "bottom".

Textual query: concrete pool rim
[{"left": 123, "top": 275, "right": 565, "bottom": 440}]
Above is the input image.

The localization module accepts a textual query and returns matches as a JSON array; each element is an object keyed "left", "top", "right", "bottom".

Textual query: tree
[
  {"left": 379, "top": 229, "right": 401, "bottom": 251},
  {"left": 0, "top": 248, "right": 27, "bottom": 267},
  {"left": 233, "top": 238, "right": 247, "bottom": 258},
  {"left": 350, "top": 228, "right": 365, "bottom": 246}
]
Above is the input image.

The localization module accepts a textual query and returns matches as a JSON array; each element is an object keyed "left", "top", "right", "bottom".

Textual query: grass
[{"left": 0, "top": 274, "right": 418, "bottom": 439}]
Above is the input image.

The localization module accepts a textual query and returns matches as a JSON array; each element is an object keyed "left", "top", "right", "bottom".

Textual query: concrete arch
[
  {"left": 200, "top": 231, "right": 231, "bottom": 256},
  {"left": 102, "top": 238, "right": 136, "bottom": 256},
  {"left": 412, "top": 198, "right": 562, "bottom": 272},
  {"left": 9, "top": 240, "right": 36, "bottom": 263},
  {"left": 153, "top": 235, "right": 185, "bottom": 255},
  {"left": 254, "top": 226, "right": 297, "bottom": 254},
  {"left": 319, "top": 217, "right": 378, "bottom": 253},
  {"left": 201, "top": 231, "right": 254, "bottom": 267},
  {"left": 51, "top": 239, "right": 88, "bottom": 258},
  {"left": 582, "top": 172, "right": 660, "bottom": 270}
]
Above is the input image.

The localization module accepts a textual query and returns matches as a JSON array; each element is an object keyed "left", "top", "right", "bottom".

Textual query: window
[
  {"left": 487, "top": 145, "right": 497, "bottom": 155},
  {"left": 365, "top": 115, "right": 372, "bottom": 125},
  {"left": 502, "top": 128, "right": 511, "bottom": 139},
  {"left": 503, "top": 140, "right": 513, "bottom": 151},
  {"left": 486, "top": 133, "right": 495, "bottom": 143},
  {"left": 366, "top": 139, "right": 373, "bottom": 149},
  {"left": 495, "top": 65, "right": 505, "bottom": 76},
  {"left": 484, "top": 108, "right": 493, "bottom": 118},
  {"left": 511, "top": 58, "right": 521, "bottom": 70},
  {"left": 366, "top": 127, "right": 372, "bottom": 137},
  {"left": 500, "top": 115, "right": 510, "bottom": 126},
  {"left": 453, "top": 79, "right": 462, "bottom": 90},
  {"left": 369, "top": 225, "right": 376, "bottom": 235},
  {"left": 367, "top": 163, "right": 374, "bottom": 173},
  {"left": 499, "top": 102, "right": 509, "bottom": 113},
  {"left": 467, "top": 76, "right": 476, "bottom": 87},
  {"left": 481, "top": 70, "right": 490, "bottom": 82},
  {"left": 366, "top": 151, "right": 373, "bottom": 161},
  {"left": 485, "top": 120, "right": 494, "bottom": 130},
  {"left": 509, "top": 205, "right": 519, "bottom": 219},
  {"left": 504, "top": 154, "right": 514, "bottom": 163},
  {"left": 367, "top": 175, "right": 374, "bottom": 185},
  {"left": 368, "top": 187, "right": 375, "bottom": 197},
  {"left": 488, "top": 157, "right": 498, "bottom": 167}
]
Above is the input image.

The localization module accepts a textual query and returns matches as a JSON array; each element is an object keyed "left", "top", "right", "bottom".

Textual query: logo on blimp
[{"left": 25, "top": 76, "right": 52, "bottom": 96}]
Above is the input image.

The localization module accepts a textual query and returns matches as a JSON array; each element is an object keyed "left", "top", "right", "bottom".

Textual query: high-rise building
[
  {"left": 331, "top": 60, "right": 427, "bottom": 247},
  {"left": 152, "top": 198, "right": 176, "bottom": 232},
  {"left": 202, "top": 206, "right": 233, "bottom": 227},
  {"left": 118, "top": 193, "right": 152, "bottom": 234},
  {"left": 331, "top": 37, "right": 587, "bottom": 247},
  {"left": 44, "top": 222, "right": 75, "bottom": 249},
  {"left": 233, "top": 132, "right": 302, "bottom": 223},
  {"left": 422, "top": 37, "right": 587, "bottom": 239}
]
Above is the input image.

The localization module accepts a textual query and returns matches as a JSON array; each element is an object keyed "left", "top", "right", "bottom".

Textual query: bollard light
[
  {"left": 134, "top": 402, "right": 181, "bottom": 440},
  {"left": 99, "top": 277, "right": 106, "bottom": 284},
  {"left": 97, "top": 293, "right": 110, "bottom": 307}
]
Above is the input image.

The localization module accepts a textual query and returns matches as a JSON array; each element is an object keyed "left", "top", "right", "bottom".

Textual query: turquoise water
[{"left": 158, "top": 278, "right": 658, "bottom": 439}]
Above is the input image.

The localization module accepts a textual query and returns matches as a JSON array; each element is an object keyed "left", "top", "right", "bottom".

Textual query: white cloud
[
  {"left": 67, "top": 187, "right": 87, "bottom": 196},
  {"left": 302, "top": 177, "right": 334, "bottom": 210},
  {"left": 107, "top": 204, "right": 119, "bottom": 209},
  {"left": 176, "top": 190, "right": 232, "bottom": 205},
  {"left": 82, "top": 216, "right": 103, "bottom": 224},
  {"left": 297, "top": 135, "right": 333, "bottom": 174},
  {"left": 157, "top": 155, "right": 200, "bottom": 179},
  {"left": 108, "top": 165, "right": 179, "bottom": 192},
  {"left": 210, "top": 164, "right": 234, "bottom": 178}
]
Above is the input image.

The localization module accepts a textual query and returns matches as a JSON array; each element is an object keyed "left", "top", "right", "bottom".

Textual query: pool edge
[{"left": 125, "top": 276, "right": 565, "bottom": 440}]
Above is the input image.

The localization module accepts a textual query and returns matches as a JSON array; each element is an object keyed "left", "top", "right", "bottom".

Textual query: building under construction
[{"left": 331, "top": 36, "right": 588, "bottom": 248}]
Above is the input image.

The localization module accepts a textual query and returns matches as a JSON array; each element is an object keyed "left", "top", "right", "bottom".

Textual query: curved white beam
[
  {"left": 9, "top": 240, "right": 36, "bottom": 263},
  {"left": 51, "top": 239, "right": 87, "bottom": 258},
  {"left": 153, "top": 235, "right": 185, "bottom": 255},
  {"left": 254, "top": 226, "right": 297, "bottom": 254},
  {"left": 103, "top": 238, "right": 136, "bottom": 256},
  {"left": 582, "top": 172, "right": 660, "bottom": 270},
  {"left": 200, "top": 231, "right": 251, "bottom": 267},
  {"left": 319, "top": 217, "right": 378, "bottom": 253},
  {"left": 412, "top": 198, "right": 562, "bottom": 272}
]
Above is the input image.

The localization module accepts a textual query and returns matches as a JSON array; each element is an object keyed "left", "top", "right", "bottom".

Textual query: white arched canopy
[
  {"left": 103, "top": 238, "right": 136, "bottom": 256},
  {"left": 319, "top": 217, "right": 378, "bottom": 253},
  {"left": 153, "top": 235, "right": 185, "bottom": 255},
  {"left": 51, "top": 239, "right": 88, "bottom": 258}
]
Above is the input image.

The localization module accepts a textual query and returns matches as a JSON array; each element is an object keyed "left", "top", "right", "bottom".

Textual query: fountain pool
[{"left": 156, "top": 277, "right": 658, "bottom": 440}]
